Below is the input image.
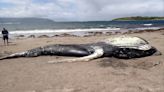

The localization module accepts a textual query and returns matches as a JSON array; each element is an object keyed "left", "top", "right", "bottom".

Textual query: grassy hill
[{"left": 113, "top": 16, "right": 164, "bottom": 21}]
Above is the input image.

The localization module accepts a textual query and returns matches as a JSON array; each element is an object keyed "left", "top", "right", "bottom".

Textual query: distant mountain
[
  {"left": 112, "top": 16, "right": 164, "bottom": 21},
  {"left": 0, "top": 17, "right": 55, "bottom": 24},
  {"left": 0, "top": 17, "right": 56, "bottom": 30}
]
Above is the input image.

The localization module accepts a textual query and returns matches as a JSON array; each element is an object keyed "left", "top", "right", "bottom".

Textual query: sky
[{"left": 0, "top": 0, "right": 163, "bottom": 21}]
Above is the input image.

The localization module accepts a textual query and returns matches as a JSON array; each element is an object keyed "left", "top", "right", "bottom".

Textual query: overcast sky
[{"left": 0, "top": 0, "right": 163, "bottom": 21}]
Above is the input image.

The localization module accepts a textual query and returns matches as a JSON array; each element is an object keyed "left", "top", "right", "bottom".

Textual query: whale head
[{"left": 103, "top": 35, "right": 152, "bottom": 50}]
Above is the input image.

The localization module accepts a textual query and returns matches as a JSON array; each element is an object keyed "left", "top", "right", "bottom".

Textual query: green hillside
[{"left": 113, "top": 16, "right": 164, "bottom": 21}]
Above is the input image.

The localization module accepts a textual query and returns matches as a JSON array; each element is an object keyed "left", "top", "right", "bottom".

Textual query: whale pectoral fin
[{"left": 48, "top": 46, "right": 104, "bottom": 63}]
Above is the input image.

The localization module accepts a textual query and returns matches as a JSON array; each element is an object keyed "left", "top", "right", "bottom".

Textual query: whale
[{"left": 0, "top": 36, "right": 160, "bottom": 63}]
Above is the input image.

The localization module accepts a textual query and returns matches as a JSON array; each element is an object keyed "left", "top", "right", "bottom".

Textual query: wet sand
[{"left": 0, "top": 30, "right": 164, "bottom": 92}]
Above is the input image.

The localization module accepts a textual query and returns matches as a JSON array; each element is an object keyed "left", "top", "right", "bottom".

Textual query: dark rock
[
  {"left": 16, "top": 35, "right": 25, "bottom": 38},
  {"left": 28, "top": 35, "right": 35, "bottom": 38},
  {"left": 38, "top": 35, "right": 50, "bottom": 38}
]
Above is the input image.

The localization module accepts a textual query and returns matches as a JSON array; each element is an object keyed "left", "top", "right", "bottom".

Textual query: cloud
[{"left": 0, "top": 0, "right": 163, "bottom": 21}]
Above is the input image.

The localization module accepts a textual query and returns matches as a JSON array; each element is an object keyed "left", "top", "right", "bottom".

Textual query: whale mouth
[
  {"left": 118, "top": 44, "right": 152, "bottom": 51},
  {"left": 137, "top": 44, "right": 152, "bottom": 50},
  {"left": 103, "top": 36, "right": 153, "bottom": 51}
]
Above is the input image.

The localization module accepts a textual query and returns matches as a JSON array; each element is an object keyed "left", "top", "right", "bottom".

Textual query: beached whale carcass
[{"left": 0, "top": 35, "right": 160, "bottom": 63}]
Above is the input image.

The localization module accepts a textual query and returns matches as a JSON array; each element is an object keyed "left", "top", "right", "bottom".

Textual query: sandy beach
[{"left": 0, "top": 30, "right": 164, "bottom": 92}]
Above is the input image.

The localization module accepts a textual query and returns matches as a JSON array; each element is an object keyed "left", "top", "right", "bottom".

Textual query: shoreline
[{"left": 5, "top": 28, "right": 163, "bottom": 39}]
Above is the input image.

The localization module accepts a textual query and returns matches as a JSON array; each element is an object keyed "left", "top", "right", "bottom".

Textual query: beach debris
[
  {"left": 15, "top": 35, "right": 25, "bottom": 39},
  {"left": 38, "top": 35, "right": 50, "bottom": 38},
  {"left": 153, "top": 61, "right": 161, "bottom": 66},
  {"left": 60, "top": 33, "right": 77, "bottom": 37},
  {"left": 28, "top": 35, "right": 35, "bottom": 38}
]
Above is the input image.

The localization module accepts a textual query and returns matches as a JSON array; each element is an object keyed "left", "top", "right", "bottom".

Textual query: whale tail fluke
[
  {"left": 0, "top": 56, "right": 10, "bottom": 60},
  {"left": 0, "top": 55, "right": 16, "bottom": 60},
  {"left": 0, "top": 52, "right": 26, "bottom": 60}
]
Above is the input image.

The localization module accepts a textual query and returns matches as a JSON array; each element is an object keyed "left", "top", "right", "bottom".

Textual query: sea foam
[{"left": 10, "top": 27, "right": 121, "bottom": 35}]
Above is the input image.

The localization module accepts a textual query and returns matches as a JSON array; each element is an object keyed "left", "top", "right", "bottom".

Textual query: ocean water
[{"left": 0, "top": 20, "right": 164, "bottom": 37}]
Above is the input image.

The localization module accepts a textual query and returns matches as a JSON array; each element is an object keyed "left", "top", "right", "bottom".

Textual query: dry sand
[{"left": 0, "top": 31, "right": 164, "bottom": 92}]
